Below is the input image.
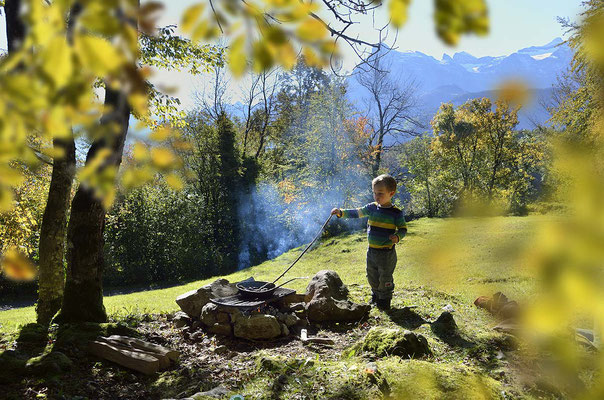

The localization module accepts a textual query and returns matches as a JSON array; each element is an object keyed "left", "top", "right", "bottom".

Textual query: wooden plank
[
  {"left": 88, "top": 340, "right": 160, "bottom": 375},
  {"left": 104, "top": 336, "right": 179, "bottom": 362},
  {"left": 96, "top": 338, "right": 169, "bottom": 369}
]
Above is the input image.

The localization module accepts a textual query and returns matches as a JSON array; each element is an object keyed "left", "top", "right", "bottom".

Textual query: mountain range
[{"left": 347, "top": 38, "right": 572, "bottom": 130}]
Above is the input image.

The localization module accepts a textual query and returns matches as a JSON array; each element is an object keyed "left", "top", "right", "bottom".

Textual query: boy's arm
[
  {"left": 395, "top": 213, "right": 408, "bottom": 241},
  {"left": 337, "top": 204, "right": 370, "bottom": 219}
]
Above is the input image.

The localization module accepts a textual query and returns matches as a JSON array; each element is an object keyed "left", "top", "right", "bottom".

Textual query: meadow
[{"left": 0, "top": 215, "right": 548, "bottom": 333}]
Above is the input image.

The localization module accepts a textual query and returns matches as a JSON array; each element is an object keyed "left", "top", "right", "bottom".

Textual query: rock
[
  {"left": 277, "top": 293, "right": 307, "bottom": 308},
  {"left": 25, "top": 351, "right": 73, "bottom": 377},
  {"left": 305, "top": 270, "right": 349, "bottom": 302},
  {"left": 306, "top": 297, "right": 370, "bottom": 322},
  {"left": 216, "top": 312, "right": 230, "bottom": 324},
  {"left": 190, "top": 385, "right": 230, "bottom": 399},
  {"left": 175, "top": 279, "right": 238, "bottom": 319},
  {"left": 190, "top": 331, "right": 205, "bottom": 342},
  {"left": 200, "top": 303, "right": 219, "bottom": 326},
  {"left": 282, "top": 314, "right": 299, "bottom": 327},
  {"left": 207, "top": 323, "right": 232, "bottom": 337},
  {"left": 173, "top": 311, "right": 190, "bottom": 328},
  {"left": 431, "top": 311, "right": 458, "bottom": 335},
  {"left": 234, "top": 314, "right": 281, "bottom": 340},
  {"left": 442, "top": 304, "right": 455, "bottom": 313},
  {"left": 213, "top": 345, "right": 229, "bottom": 355},
  {"left": 287, "top": 303, "right": 306, "bottom": 312},
  {"left": 497, "top": 301, "right": 520, "bottom": 320},
  {"left": 0, "top": 350, "right": 27, "bottom": 384},
  {"left": 304, "top": 270, "right": 369, "bottom": 322},
  {"left": 360, "top": 327, "right": 431, "bottom": 358}
]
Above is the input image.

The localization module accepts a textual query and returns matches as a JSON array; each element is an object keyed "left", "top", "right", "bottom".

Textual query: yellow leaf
[
  {"left": 45, "top": 36, "right": 73, "bottom": 88},
  {"left": 252, "top": 41, "right": 274, "bottom": 72},
  {"left": 121, "top": 167, "right": 154, "bottom": 189},
  {"left": 151, "top": 147, "right": 176, "bottom": 169},
  {"left": 0, "top": 166, "right": 25, "bottom": 186},
  {"left": 149, "top": 126, "right": 172, "bottom": 141},
  {"left": 229, "top": 35, "right": 247, "bottom": 76},
  {"left": 0, "top": 188, "right": 15, "bottom": 212},
  {"left": 279, "top": 42, "right": 297, "bottom": 70},
  {"left": 45, "top": 106, "right": 71, "bottom": 139},
  {"left": 165, "top": 173, "right": 184, "bottom": 190},
  {"left": 389, "top": 0, "right": 411, "bottom": 28},
  {"left": 1, "top": 248, "right": 37, "bottom": 281},
  {"left": 75, "top": 34, "right": 123, "bottom": 76},
  {"left": 133, "top": 142, "right": 149, "bottom": 161},
  {"left": 181, "top": 4, "right": 205, "bottom": 33},
  {"left": 296, "top": 18, "right": 327, "bottom": 42}
]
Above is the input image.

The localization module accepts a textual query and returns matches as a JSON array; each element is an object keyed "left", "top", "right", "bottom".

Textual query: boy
[{"left": 331, "top": 174, "right": 407, "bottom": 311}]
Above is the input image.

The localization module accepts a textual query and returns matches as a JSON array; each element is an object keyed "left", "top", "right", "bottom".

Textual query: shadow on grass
[{"left": 387, "top": 307, "right": 429, "bottom": 330}]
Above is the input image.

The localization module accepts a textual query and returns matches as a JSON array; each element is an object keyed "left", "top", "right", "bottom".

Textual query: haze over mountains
[{"left": 348, "top": 38, "right": 572, "bottom": 130}]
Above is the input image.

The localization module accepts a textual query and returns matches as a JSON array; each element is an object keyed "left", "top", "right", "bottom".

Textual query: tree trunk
[
  {"left": 56, "top": 87, "right": 130, "bottom": 323},
  {"left": 36, "top": 138, "right": 76, "bottom": 325},
  {"left": 4, "top": 0, "right": 26, "bottom": 54}
]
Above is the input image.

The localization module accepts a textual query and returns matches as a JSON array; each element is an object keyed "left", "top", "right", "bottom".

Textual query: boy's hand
[
  {"left": 331, "top": 208, "right": 342, "bottom": 217},
  {"left": 389, "top": 234, "right": 399, "bottom": 244}
]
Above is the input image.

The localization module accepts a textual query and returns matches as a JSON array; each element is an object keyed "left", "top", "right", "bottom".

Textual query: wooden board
[
  {"left": 88, "top": 340, "right": 160, "bottom": 375},
  {"left": 88, "top": 335, "right": 179, "bottom": 374}
]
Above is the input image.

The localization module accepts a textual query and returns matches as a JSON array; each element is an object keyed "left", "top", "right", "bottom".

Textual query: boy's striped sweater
[{"left": 339, "top": 202, "right": 407, "bottom": 249}]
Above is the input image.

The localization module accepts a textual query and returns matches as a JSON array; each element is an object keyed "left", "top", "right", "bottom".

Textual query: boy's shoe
[
  {"left": 377, "top": 298, "right": 391, "bottom": 311},
  {"left": 370, "top": 293, "right": 378, "bottom": 305}
]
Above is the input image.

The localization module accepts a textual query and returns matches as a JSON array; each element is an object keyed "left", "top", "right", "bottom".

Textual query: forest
[{"left": 0, "top": 0, "right": 603, "bottom": 399}]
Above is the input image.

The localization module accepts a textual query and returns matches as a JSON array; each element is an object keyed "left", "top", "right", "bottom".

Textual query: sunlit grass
[{"left": 0, "top": 215, "right": 553, "bottom": 333}]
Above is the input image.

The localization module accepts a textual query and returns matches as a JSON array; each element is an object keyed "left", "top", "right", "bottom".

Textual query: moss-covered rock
[
  {"left": 25, "top": 351, "right": 72, "bottom": 377},
  {"left": 0, "top": 351, "right": 27, "bottom": 384},
  {"left": 360, "top": 327, "right": 431, "bottom": 358},
  {"left": 16, "top": 323, "right": 48, "bottom": 347}
]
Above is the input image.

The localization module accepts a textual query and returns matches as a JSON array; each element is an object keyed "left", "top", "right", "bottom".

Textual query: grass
[{"left": 0, "top": 215, "right": 551, "bottom": 333}]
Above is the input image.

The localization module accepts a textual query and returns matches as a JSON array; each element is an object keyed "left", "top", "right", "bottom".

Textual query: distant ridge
[{"left": 347, "top": 38, "right": 572, "bottom": 130}]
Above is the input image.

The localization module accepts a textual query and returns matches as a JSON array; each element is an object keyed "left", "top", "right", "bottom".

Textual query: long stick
[{"left": 259, "top": 214, "right": 333, "bottom": 290}]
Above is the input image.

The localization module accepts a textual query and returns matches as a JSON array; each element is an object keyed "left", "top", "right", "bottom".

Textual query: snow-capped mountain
[{"left": 347, "top": 38, "right": 572, "bottom": 130}]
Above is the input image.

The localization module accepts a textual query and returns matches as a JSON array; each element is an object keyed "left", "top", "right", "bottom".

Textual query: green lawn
[{"left": 0, "top": 215, "right": 550, "bottom": 333}]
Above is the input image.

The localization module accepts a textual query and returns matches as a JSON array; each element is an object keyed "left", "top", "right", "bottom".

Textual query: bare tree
[
  {"left": 194, "top": 61, "right": 230, "bottom": 122},
  {"left": 356, "top": 49, "right": 422, "bottom": 176},
  {"left": 254, "top": 68, "right": 279, "bottom": 159},
  {"left": 239, "top": 71, "right": 262, "bottom": 155}
]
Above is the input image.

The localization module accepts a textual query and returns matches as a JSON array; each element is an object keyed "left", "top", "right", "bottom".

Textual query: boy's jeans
[{"left": 366, "top": 247, "right": 397, "bottom": 300}]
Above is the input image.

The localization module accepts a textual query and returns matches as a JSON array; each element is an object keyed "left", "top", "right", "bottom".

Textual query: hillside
[{"left": 1, "top": 216, "right": 565, "bottom": 399}]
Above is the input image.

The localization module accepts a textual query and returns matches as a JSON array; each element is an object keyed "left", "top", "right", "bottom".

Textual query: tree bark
[
  {"left": 36, "top": 138, "right": 76, "bottom": 325},
  {"left": 35, "top": 4, "right": 81, "bottom": 326},
  {"left": 4, "top": 0, "right": 26, "bottom": 54},
  {"left": 56, "top": 87, "right": 130, "bottom": 323}
]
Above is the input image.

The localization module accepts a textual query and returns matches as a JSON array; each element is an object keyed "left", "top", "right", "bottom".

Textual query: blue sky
[
  {"left": 154, "top": 0, "right": 584, "bottom": 62},
  {"left": 0, "top": 0, "right": 585, "bottom": 108}
]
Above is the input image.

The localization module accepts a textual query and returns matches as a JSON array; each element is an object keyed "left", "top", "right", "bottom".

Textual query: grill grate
[{"left": 210, "top": 287, "right": 296, "bottom": 309}]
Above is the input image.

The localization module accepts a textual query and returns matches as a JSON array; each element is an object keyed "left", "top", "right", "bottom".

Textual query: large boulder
[
  {"left": 360, "top": 327, "right": 431, "bottom": 358},
  {"left": 305, "top": 270, "right": 349, "bottom": 302},
  {"left": 175, "top": 279, "right": 238, "bottom": 319},
  {"left": 306, "top": 297, "right": 370, "bottom": 322},
  {"left": 304, "top": 270, "right": 370, "bottom": 322},
  {"left": 233, "top": 314, "right": 282, "bottom": 340}
]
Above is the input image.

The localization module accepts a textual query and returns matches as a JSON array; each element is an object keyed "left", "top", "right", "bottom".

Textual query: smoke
[{"left": 236, "top": 89, "right": 371, "bottom": 268}]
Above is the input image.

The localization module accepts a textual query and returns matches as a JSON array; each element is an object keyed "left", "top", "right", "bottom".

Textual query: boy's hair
[{"left": 372, "top": 174, "right": 397, "bottom": 192}]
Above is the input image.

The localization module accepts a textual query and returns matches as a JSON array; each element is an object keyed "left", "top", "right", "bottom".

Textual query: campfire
[{"left": 174, "top": 271, "right": 371, "bottom": 341}]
